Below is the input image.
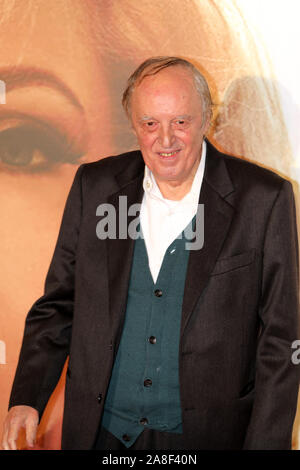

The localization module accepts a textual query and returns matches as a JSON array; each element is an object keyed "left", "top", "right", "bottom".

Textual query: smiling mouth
[{"left": 158, "top": 149, "right": 181, "bottom": 157}]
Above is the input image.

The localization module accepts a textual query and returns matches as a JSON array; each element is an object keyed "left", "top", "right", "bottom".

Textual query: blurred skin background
[{"left": 0, "top": 0, "right": 299, "bottom": 449}]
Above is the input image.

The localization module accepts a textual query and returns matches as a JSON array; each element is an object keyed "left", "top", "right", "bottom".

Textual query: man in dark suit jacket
[{"left": 2, "top": 57, "right": 299, "bottom": 450}]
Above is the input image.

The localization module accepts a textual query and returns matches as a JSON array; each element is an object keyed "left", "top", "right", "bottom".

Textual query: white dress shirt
[{"left": 140, "top": 141, "right": 206, "bottom": 283}]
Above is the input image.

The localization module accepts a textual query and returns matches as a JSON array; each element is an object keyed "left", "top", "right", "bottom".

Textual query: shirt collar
[{"left": 143, "top": 140, "right": 206, "bottom": 203}]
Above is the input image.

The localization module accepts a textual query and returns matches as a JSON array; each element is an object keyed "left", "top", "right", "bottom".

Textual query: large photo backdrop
[{"left": 0, "top": 0, "right": 299, "bottom": 449}]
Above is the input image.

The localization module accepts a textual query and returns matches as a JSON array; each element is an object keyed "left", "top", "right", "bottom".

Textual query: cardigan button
[
  {"left": 154, "top": 289, "right": 163, "bottom": 297},
  {"left": 122, "top": 434, "right": 131, "bottom": 442},
  {"left": 149, "top": 336, "right": 156, "bottom": 344},
  {"left": 144, "top": 378, "right": 152, "bottom": 387},
  {"left": 140, "top": 417, "right": 148, "bottom": 425}
]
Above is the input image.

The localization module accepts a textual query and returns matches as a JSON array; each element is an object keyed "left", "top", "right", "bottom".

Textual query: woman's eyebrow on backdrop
[
  {"left": 0, "top": 65, "right": 85, "bottom": 113},
  {"left": 0, "top": 65, "right": 90, "bottom": 172}
]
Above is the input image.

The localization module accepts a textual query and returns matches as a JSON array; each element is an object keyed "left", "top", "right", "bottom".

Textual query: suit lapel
[
  {"left": 106, "top": 159, "right": 144, "bottom": 342},
  {"left": 181, "top": 142, "right": 236, "bottom": 335}
]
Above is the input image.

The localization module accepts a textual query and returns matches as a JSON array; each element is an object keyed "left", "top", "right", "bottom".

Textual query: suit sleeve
[
  {"left": 243, "top": 180, "right": 300, "bottom": 449},
  {"left": 8, "top": 164, "right": 85, "bottom": 419}
]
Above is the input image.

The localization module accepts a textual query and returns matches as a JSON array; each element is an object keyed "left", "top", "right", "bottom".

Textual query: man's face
[{"left": 131, "top": 66, "right": 210, "bottom": 188}]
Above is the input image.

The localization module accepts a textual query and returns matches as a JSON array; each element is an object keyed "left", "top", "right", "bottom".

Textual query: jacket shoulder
[
  {"left": 226, "top": 155, "right": 285, "bottom": 187},
  {"left": 210, "top": 142, "right": 289, "bottom": 193},
  {"left": 74, "top": 150, "right": 144, "bottom": 196},
  {"left": 80, "top": 150, "right": 144, "bottom": 178}
]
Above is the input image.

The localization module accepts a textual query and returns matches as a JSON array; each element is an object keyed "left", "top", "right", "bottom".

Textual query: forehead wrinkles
[
  {"left": 133, "top": 69, "right": 201, "bottom": 115},
  {"left": 139, "top": 68, "right": 194, "bottom": 96}
]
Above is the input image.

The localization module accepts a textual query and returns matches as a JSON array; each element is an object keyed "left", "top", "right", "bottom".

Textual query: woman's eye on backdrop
[{"left": 0, "top": 121, "right": 83, "bottom": 172}]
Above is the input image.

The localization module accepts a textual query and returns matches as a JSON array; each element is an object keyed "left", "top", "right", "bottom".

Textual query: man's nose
[{"left": 158, "top": 124, "right": 175, "bottom": 148}]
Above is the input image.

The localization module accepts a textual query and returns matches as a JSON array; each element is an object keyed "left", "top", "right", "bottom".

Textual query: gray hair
[{"left": 122, "top": 56, "right": 213, "bottom": 124}]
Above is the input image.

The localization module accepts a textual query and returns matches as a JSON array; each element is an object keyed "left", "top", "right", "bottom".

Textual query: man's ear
[
  {"left": 202, "top": 112, "right": 212, "bottom": 135},
  {"left": 131, "top": 120, "right": 138, "bottom": 137}
]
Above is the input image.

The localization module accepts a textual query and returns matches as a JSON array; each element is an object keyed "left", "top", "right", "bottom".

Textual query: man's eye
[
  {"left": 143, "top": 121, "right": 157, "bottom": 131},
  {"left": 174, "top": 120, "right": 188, "bottom": 128},
  {"left": 0, "top": 124, "right": 82, "bottom": 172}
]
